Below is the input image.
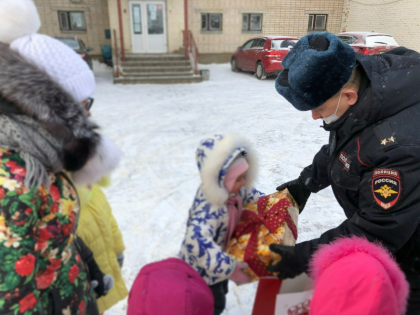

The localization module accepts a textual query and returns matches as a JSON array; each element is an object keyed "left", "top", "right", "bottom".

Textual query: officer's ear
[{"left": 343, "top": 89, "right": 358, "bottom": 106}]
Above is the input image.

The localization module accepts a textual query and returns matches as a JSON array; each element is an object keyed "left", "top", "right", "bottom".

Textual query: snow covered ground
[{"left": 91, "top": 61, "right": 346, "bottom": 315}]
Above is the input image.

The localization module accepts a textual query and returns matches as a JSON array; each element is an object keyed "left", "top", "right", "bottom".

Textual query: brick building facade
[
  {"left": 188, "top": 0, "right": 344, "bottom": 62},
  {"left": 32, "top": 0, "right": 419, "bottom": 63},
  {"left": 34, "top": 0, "right": 111, "bottom": 57}
]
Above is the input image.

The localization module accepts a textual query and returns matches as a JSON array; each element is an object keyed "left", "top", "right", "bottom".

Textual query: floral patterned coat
[{"left": 0, "top": 149, "right": 97, "bottom": 315}]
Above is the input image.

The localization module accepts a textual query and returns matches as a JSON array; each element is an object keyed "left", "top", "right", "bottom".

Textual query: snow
[{"left": 91, "top": 60, "right": 346, "bottom": 315}]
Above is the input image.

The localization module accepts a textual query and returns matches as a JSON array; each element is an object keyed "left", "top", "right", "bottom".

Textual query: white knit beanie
[
  {"left": 10, "top": 34, "right": 95, "bottom": 103},
  {"left": 0, "top": 0, "right": 95, "bottom": 103},
  {"left": 0, "top": 0, "right": 41, "bottom": 45}
]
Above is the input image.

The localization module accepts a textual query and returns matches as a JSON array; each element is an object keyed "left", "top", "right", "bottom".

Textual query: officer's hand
[
  {"left": 276, "top": 177, "right": 311, "bottom": 212},
  {"left": 266, "top": 244, "right": 303, "bottom": 280}
]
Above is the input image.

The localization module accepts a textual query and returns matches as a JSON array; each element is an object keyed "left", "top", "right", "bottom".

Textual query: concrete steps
[
  {"left": 114, "top": 75, "right": 203, "bottom": 84},
  {"left": 115, "top": 54, "right": 203, "bottom": 84},
  {"left": 124, "top": 54, "right": 185, "bottom": 61},
  {"left": 123, "top": 65, "right": 193, "bottom": 73},
  {"left": 122, "top": 60, "right": 190, "bottom": 67},
  {"left": 118, "top": 71, "right": 194, "bottom": 77}
]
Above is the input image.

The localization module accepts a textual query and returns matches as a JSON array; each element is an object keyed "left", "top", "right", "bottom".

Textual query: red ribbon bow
[{"left": 233, "top": 195, "right": 298, "bottom": 277}]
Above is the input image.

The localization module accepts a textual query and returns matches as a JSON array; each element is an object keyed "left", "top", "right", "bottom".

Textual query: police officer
[{"left": 267, "top": 32, "right": 420, "bottom": 314}]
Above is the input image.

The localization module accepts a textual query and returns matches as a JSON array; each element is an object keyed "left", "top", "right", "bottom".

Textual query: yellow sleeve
[{"left": 110, "top": 212, "right": 125, "bottom": 254}]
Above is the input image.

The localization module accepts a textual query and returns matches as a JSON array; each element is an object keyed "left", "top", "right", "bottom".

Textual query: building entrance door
[{"left": 129, "top": 1, "right": 167, "bottom": 53}]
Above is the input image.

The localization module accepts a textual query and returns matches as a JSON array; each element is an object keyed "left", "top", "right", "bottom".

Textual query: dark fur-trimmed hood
[{"left": 0, "top": 42, "right": 99, "bottom": 171}]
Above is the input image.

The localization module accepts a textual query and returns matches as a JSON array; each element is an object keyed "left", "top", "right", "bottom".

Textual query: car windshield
[
  {"left": 365, "top": 35, "right": 398, "bottom": 47},
  {"left": 271, "top": 39, "right": 297, "bottom": 50},
  {"left": 56, "top": 38, "right": 80, "bottom": 49}
]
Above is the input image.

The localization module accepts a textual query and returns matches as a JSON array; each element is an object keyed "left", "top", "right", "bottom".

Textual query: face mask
[{"left": 322, "top": 92, "right": 343, "bottom": 125}]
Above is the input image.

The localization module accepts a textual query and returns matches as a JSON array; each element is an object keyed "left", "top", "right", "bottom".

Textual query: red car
[
  {"left": 336, "top": 32, "right": 399, "bottom": 55},
  {"left": 231, "top": 36, "right": 299, "bottom": 79}
]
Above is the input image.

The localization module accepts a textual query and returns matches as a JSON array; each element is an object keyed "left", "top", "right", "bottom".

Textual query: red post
[
  {"left": 117, "top": 0, "right": 126, "bottom": 61},
  {"left": 113, "top": 29, "right": 122, "bottom": 77},
  {"left": 184, "top": 0, "right": 189, "bottom": 60}
]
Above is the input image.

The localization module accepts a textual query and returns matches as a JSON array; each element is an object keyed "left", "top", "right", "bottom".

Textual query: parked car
[
  {"left": 231, "top": 36, "right": 299, "bottom": 79},
  {"left": 55, "top": 36, "right": 94, "bottom": 69},
  {"left": 336, "top": 32, "right": 399, "bottom": 55}
]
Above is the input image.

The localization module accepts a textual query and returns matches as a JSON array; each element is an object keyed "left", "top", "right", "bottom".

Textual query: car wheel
[
  {"left": 231, "top": 58, "right": 239, "bottom": 72},
  {"left": 255, "top": 62, "right": 266, "bottom": 80}
]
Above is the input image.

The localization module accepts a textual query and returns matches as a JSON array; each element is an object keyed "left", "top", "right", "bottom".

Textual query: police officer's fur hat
[{"left": 275, "top": 32, "right": 356, "bottom": 111}]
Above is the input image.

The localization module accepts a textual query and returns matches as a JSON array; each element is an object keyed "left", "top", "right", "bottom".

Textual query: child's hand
[{"left": 229, "top": 262, "right": 251, "bottom": 285}]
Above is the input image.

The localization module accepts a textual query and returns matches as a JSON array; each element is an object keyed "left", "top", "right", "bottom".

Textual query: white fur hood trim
[
  {"left": 196, "top": 133, "right": 258, "bottom": 206},
  {"left": 72, "top": 134, "right": 122, "bottom": 186}
]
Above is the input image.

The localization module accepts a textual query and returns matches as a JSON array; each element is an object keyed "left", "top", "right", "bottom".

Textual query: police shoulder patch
[{"left": 372, "top": 169, "right": 401, "bottom": 210}]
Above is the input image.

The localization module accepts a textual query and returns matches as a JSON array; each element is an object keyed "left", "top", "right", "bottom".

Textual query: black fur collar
[{"left": 0, "top": 42, "right": 99, "bottom": 171}]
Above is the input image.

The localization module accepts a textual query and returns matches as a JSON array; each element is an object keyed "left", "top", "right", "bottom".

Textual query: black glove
[
  {"left": 87, "top": 258, "right": 107, "bottom": 297},
  {"left": 92, "top": 275, "right": 114, "bottom": 296},
  {"left": 266, "top": 244, "right": 304, "bottom": 280},
  {"left": 74, "top": 237, "right": 107, "bottom": 297},
  {"left": 276, "top": 177, "right": 311, "bottom": 212}
]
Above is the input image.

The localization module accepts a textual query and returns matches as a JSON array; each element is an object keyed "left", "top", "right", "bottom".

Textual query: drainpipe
[
  {"left": 117, "top": 0, "right": 126, "bottom": 61},
  {"left": 184, "top": 0, "right": 189, "bottom": 60}
]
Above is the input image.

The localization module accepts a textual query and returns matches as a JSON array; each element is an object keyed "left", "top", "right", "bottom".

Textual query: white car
[{"left": 336, "top": 32, "right": 399, "bottom": 55}]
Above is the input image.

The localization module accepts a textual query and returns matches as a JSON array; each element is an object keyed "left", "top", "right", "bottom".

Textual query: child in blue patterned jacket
[{"left": 179, "top": 133, "right": 264, "bottom": 315}]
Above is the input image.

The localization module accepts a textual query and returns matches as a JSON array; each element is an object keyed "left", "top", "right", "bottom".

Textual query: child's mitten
[
  {"left": 117, "top": 252, "right": 124, "bottom": 268},
  {"left": 91, "top": 274, "right": 114, "bottom": 296},
  {"left": 103, "top": 274, "right": 115, "bottom": 294},
  {"left": 229, "top": 262, "right": 251, "bottom": 285}
]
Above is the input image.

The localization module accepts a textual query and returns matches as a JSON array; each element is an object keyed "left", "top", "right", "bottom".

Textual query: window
[
  {"left": 132, "top": 5, "right": 142, "bottom": 34},
  {"left": 58, "top": 11, "right": 86, "bottom": 31},
  {"left": 55, "top": 37, "right": 80, "bottom": 49},
  {"left": 147, "top": 4, "right": 164, "bottom": 34},
  {"left": 271, "top": 39, "right": 298, "bottom": 50},
  {"left": 242, "top": 40, "right": 255, "bottom": 49},
  {"left": 78, "top": 39, "right": 86, "bottom": 50},
  {"left": 337, "top": 35, "right": 357, "bottom": 45},
  {"left": 242, "top": 13, "right": 262, "bottom": 32},
  {"left": 251, "top": 38, "right": 266, "bottom": 49},
  {"left": 365, "top": 35, "right": 399, "bottom": 47},
  {"left": 308, "top": 14, "right": 327, "bottom": 32},
  {"left": 201, "top": 13, "right": 223, "bottom": 32}
]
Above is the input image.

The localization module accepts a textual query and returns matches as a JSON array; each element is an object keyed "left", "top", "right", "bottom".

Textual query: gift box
[{"left": 226, "top": 190, "right": 299, "bottom": 283}]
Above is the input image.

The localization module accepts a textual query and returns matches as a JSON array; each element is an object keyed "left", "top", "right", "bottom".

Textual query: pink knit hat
[
  {"left": 309, "top": 236, "right": 409, "bottom": 315},
  {"left": 127, "top": 258, "right": 214, "bottom": 315},
  {"left": 224, "top": 157, "right": 249, "bottom": 192}
]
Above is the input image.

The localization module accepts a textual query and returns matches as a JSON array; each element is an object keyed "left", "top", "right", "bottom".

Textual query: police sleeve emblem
[{"left": 372, "top": 169, "right": 401, "bottom": 210}]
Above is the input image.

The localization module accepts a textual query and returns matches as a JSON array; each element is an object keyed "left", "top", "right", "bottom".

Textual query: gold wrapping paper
[{"left": 226, "top": 189, "right": 299, "bottom": 283}]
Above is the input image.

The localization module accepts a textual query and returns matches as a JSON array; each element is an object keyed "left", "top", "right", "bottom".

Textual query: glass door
[{"left": 129, "top": 1, "right": 167, "bottom": 53}]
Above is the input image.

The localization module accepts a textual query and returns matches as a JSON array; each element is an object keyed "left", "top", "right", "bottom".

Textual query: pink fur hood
[{"left": 309, "top": 236, "right": 409, "bottom": 315}]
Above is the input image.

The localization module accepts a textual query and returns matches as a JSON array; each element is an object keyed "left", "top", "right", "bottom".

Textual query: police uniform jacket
[{"left": 295, "top": 47, "right": 420, "bottom": 289}]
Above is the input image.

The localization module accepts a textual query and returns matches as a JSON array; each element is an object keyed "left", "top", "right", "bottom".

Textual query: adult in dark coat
[{"left": 268, "top": 32, "right": 420, "bottom": 314}]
